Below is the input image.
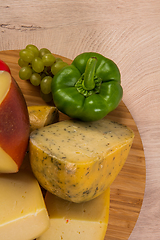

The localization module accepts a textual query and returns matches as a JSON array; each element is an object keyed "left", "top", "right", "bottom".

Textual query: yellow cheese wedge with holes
[
  {"left": 30, "top": 118, "right": 134, "bottom": 203},
  {"left": 37, "top": 188, "right": 110, "bottom": 240},
  {"left": 0, "top": 170, "right": 49, "bottom": 240},
  {"left": 28, "top": 105, "right": 59, "bottom": 132}
]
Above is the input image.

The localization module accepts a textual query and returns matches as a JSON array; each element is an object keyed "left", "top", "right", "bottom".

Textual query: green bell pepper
[{"left": 52, "top": 52, "right": 123, "bottom": 121}]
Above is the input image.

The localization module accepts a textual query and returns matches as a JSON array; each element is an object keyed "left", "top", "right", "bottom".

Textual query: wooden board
[{"left": 0, "top": 50, "right": 146, "bottom": 240}]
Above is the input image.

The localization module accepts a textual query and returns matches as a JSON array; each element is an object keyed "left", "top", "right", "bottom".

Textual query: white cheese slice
[
  {"left": 0, "top": 147, "right": 18, "bottom": 173},
  {"left": 0, "top": 170, "right": 49, "bottom": 240},
  {"left": 37, "top": 188, "right": 110, "bottom": 240}
]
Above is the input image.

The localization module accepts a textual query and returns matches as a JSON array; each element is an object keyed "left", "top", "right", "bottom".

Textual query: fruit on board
[
  {"left": 28, "top": 105, "right": 59, "bottom": 132},
  {"left": 0, "top": 59, "right": 11, "bottom": 74},
  {"left": 29, "top": 118, "right": 134, "bottom": 203},
  {"left": 0, "top": 71, "right": 30, "bottom": 173},
  {"left": 18, "top": 44, "right": 69, "bottom": 102}
]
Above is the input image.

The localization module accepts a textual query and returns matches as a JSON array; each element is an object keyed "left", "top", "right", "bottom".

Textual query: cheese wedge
[
  {"left": 28, "top": 105, "right": 59, "bottom": 132},
  {"left": 37, "top": 188, "right": 110, "bottom": 240},
  {"left": 30, "top": 118, "right": 134, "bottom": 203},
  {"left": 0, "top": 170, "right": 49, "bottom": 240}
]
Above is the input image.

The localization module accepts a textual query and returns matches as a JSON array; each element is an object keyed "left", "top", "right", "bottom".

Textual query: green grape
[
  {"left": 42, "top": 53, "right": 56, "bottom": 67},
  {"left": 55, "top": 57, "right": 63, "bottom": 62},
  {"left": 18, "top": 58, "right": 29, "bottom": 67},
  {"left": 39, "top": 48, "right": 51, "bottom": 58},
  {"left": 30, "top": 73, "right": 41, "bottom": 86},
  {"left": 32, "top": 57, "right": 44, "bottom": 73},
  {"left": 40, "top": 76, "right": 52, "bottom": 94},
  {"left": 40, "top": 90, "right": 53, "bottom": 103},
  {"left": 26, "top": 44, "right": 39, "bottom": 57},
  {"left": 19, "top": 66, "right": 32, "bottom": 80},
  {"left": 19, "top": 49, "right": 35, "bottom": 63},
  {"left": 51, "top": 61, "right": 68, "bottom": 75}
]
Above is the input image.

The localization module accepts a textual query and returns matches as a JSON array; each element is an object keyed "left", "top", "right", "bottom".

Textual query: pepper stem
[{"left": 82, "top": 57, "right": 97, "bottom": 91}]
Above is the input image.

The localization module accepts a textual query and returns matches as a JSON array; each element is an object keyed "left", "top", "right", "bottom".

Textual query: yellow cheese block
[
  {"left": 28, "top": 105, "right": 59, "bottom": 132},
  {"left": 37, "top": 188, "right": 110, "bottom": 240},
  {"left": 30, "top": 118, "right": 134, "bottom": 203},
  {"left": 0, "top": 170, "right": 49, "bottom": 240}
]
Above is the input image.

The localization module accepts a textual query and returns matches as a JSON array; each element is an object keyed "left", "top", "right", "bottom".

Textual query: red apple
[
  {"left": 0, "top": 60, "right": 11, "bottom": 74},
  {"left": 0, "top": 71, "right": 30, "bottom": 173}
]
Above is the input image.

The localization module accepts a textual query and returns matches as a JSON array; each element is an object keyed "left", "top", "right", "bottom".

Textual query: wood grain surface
[
  {"left": 0, "top": 50, "right": 146, "bottom": 240},
  {"left": 0, "top": 1, "right": 160, "bottom": 239}
]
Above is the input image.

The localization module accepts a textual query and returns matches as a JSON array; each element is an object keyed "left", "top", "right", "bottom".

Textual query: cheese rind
[
  {"left": 0, "top": 170, "right": 49, "bottom": 240},
  {"left": 37, "top": 188, "right": 110, "bottom": 240},
  {"left": 30, "top": 119, "right": 134, "bottom": 202}
]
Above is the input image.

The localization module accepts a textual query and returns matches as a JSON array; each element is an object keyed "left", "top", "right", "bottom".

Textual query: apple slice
[{"left": 0, "top": 71, "right": 30, "bottom": 173}]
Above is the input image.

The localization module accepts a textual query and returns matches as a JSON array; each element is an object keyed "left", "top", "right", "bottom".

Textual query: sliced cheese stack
[
  {"left": 28, "top": 105, "right": 59, "bottom": 132},
  {"left": 30, "top": 118, "right": 134, "bottom": 203},
  {"left": 0, "top": 170, "right": 49, "bottom": 240},
  {"left": 37, "top": 188, "right": 110, "bottom": 240}
]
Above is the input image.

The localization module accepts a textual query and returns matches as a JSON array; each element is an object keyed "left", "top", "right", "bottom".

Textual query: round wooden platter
[{"left": 0, "top": 50, "right": 146, "bottom": 240}]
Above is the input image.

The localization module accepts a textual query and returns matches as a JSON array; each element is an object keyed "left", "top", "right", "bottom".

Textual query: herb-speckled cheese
[
  {"left": 29, "top": 119, "right": 134, "bottom": 203},
  {"left": 28, "top": 105, "right": 59, "bottom": 132}
]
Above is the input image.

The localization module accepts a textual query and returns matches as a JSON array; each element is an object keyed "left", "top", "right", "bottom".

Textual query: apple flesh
[{"left": 0, "top": 71, "right": 30, "bottom": 173}]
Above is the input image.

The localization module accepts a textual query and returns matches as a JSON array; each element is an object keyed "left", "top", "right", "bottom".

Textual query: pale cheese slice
[
  {"left": 37, "top": 188, "right": 110, "bottom": 240},
  {"left": 0, "top": 170, "right": 49, "bottom": 240},
  {"left": 0, "top": 147, "right": 18, "bottom": 173},
  {"left": 0, "top": 71, "right": 10, "bottom": 104}
]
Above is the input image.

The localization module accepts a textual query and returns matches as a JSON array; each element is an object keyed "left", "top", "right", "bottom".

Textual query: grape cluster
[{"left": 18, "top": 44, "right": 68, "bottom": 102}]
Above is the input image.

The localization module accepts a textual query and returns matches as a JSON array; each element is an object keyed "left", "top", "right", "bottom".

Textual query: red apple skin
[
  {"left": 0, "top": 76, "right": 30, "bottom": 171},
  {"left": 0, "top": 60, "right": 11, "bottom": 74}
]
